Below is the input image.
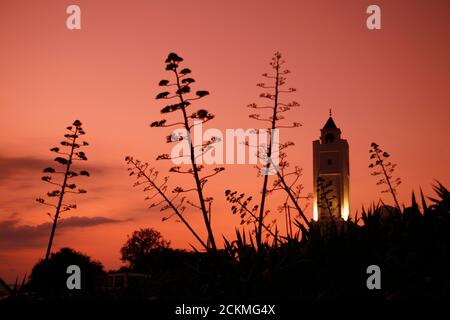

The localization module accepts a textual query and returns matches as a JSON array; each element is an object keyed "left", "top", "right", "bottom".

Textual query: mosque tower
[{"left": 313, "top": 111, "right": 350, "bottom": 221}]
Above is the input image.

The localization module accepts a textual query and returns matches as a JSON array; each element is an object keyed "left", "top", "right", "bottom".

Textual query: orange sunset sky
[{"left": 1, "top": 0, "right": 449, "bottom": 283}]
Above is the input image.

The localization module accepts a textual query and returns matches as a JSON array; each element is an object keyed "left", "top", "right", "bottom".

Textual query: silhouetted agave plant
[
  {"left": 0, "top": 274, "right": 27, "bottom": 298},
  {"left": 242, "top": 52, "right": 308, "bottom": 248},
  {"left": 36, "top": 120, "right": 89, "bottom": 260},
  {"left": 126, "top": 53, "right": 224, "bottom": 252},
  {"left": 147, "top": 52, "right": 224, "bottom": 252},
  {"left": 369, "top": 142, "right": 401, "bottom": 211}
]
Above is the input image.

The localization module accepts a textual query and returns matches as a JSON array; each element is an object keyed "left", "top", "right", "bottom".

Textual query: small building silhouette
[{"left": 104, "top": 272, "right": 151, "bottom": 290}]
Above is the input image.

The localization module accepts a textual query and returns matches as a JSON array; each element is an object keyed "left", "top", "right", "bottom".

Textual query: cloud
[
  {"left": 0, "top": 215, "right": 126, "bottom": 249},
  {"left": 0, "top": 154, "right": 117, "bottom": 210},
  {"left": 0, "top": 155, "right": 48, "bottom": 182},
  {"left": 0, "top": 154, "right": 108, "bottom": 183},
  {"left": 58, "top": 216, "right": 124, "bottom": 228}
]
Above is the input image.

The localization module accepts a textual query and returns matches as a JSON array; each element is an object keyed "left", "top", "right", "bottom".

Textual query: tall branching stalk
[
  {"left": 369, "top": 142, "right": 402, "bottom": 212},
  {"left": 148, "top": 53, "right": 224, "bottom": 252},
  {"left": 247, "top": 52, "right": 302, "bottom": 247},
  {"left": 36, "top": 120, "right": 89, "bottom": 260}
]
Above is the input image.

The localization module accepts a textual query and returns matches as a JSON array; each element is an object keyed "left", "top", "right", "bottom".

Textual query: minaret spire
[{"left": 329, "top": 108, "right": 332, "bottom": 117}]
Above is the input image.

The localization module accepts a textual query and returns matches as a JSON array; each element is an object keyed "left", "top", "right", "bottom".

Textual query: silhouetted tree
[
  {"left": 36, "top": 120, "right": 89, "bottom": 260},
  {"left": 29, "top": 247, "right": 105, "bottom": 299},
  {"left": 369, "top": 142, "right": 401, "bottom": 211},
  {"left": 120, "top": 228, "right": 170, "bottom": 269},
  {"left": 127, "top": 53, "right": 224, "bottom": 252}
]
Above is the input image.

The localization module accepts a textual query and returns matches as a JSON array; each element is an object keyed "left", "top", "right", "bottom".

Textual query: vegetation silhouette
[
  {"left": 126, "top": 52, "right": 224, "bottom": 252},
  {"left": 225, "top": 52, "right": 311, "bottom": 251},
  {"left": 2, "top": 53, "right": 449, "bottom": 302},
  {"left": 246, "top": 52, "right": 308, "bottom": 248},
  {"left": 36, "top": 120, "right": 90, "bottom": 260},
  {"left": 100, "top": 182, "right": 449, "bottom": 301},
  {"left": 120, "top": 228, "right": 171, "bottom": 269},
  {"left": 8, "top": 182, "right": 449, "bottom": 300},
  {"left": 316, "top": 176, "right": 336, "bottom": 221},
  {"left": 369, "top": 142, "right": 402, "bottom": 212},
  {"left": 28, "top": 248, "right": 105, "bottom": 300}
]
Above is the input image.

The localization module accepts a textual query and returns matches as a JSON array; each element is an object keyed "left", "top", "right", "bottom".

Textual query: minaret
[{"left": 313, "top": 111, "right": 350, "bottom": 221}]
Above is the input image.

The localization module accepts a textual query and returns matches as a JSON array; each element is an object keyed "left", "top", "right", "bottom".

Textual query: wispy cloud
[
  {"left": 0, "top": 215, "right": 126, "bottom": 249},
  {"left": 0, "top": 154, "right": 108, "bottom": 183},
  {"left": 0, "top": 155, "right": 48, "bottom": 182}
]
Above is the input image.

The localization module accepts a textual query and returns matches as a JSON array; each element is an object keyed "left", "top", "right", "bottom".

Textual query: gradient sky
[{"left": 1, "top": 0, "right": 449, "bottom": 282}]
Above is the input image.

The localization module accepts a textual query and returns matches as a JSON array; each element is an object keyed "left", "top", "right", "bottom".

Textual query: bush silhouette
[{"left": 28, "top": 247, "right": 105, "bottom": 299}]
